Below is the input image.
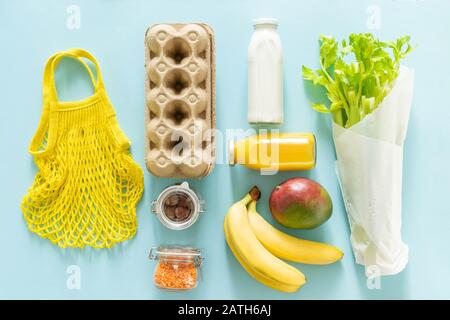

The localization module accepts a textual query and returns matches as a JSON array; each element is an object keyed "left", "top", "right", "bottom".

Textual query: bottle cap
[{"left": 253, "top": 18, "right": 279, "bottom": 27}]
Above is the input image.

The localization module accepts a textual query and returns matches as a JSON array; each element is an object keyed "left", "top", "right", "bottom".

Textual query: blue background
[{"left": 1, "top": 0, "right": 449, "bottom": 299}]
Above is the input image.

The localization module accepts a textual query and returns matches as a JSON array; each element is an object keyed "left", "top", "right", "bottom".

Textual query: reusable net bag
[{"left": 21, "top": 49, "right": 144, "bottom": 248}]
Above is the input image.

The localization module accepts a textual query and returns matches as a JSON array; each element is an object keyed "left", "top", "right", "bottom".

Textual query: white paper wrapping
[{"left": 332, "top": 66, "right": 414, "bottom": 277}]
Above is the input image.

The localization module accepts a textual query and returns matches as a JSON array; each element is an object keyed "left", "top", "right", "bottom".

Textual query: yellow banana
[
  {"left": 224, "top": 216, "right": 299, "bottom": 292},
  {"left": 248, "top": 201, "right": 344, "bottom": 265},
  {"left": 224, "top": 187, "right": 306, "bottom": 292}
]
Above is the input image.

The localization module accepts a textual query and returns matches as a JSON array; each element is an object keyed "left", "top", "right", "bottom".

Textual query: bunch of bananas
[{"left": 224, "top": 186, "right": 343, "bottom": 292}]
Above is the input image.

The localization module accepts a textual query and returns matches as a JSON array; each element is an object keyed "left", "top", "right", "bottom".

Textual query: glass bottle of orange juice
[{"left": 228, "top": 133, "right": 316, "bottom": 171}]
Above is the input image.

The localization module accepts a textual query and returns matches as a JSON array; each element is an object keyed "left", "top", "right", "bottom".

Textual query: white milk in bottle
[{"left": 248, "top": 18, "right": 283, "bottom": 124}]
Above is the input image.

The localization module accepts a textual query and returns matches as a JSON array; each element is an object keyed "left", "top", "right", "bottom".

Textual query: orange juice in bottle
[{"left": 228, "top": 133, "right": 316, "bottom": 171}]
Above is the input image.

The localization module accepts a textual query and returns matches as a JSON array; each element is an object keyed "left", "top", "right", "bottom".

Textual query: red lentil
[{"left": 154, "top": 261, "right": 197, "bottom": 290}]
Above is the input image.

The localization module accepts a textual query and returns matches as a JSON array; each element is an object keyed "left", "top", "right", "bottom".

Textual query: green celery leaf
[
  {"left": 319, "top": 35, "right": 338, "bottom": 69},
  {"left": 302, "top": 65, "right": 328, "bottom": 86},
  {"left": 302, "top": 33, "right": 414, "bottom": 127},
  {"left": 312, "top": 103, "right": 331, "bottom": 113}
]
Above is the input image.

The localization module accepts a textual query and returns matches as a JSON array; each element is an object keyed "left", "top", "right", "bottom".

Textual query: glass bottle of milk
[{"left": 248, "top": 18, "right": 283, "bottom": 124}]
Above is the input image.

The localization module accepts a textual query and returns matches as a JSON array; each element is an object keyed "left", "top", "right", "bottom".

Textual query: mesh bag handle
[{"left": 42, "top": 48, "right": 104, "bottom": 102}]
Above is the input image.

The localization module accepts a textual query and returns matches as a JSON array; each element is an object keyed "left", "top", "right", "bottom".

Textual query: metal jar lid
[
  {"left": 149, "top": 246, "right": 203, "bottom": 266},
  {"left": 151, "top": 182, "right": 205, "bottom": 230}
]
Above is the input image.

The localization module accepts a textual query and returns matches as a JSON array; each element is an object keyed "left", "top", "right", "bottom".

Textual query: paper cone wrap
[{"left": 333, "top": 66, "right": 414, "bottom": 276}]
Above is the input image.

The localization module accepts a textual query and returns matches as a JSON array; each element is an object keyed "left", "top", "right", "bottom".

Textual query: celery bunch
[{"left": 302, "top": 33, "right": 413, "bottom": 128}]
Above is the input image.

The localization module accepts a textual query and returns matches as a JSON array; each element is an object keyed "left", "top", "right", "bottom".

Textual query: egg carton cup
[{"left": 145, "top": 23, "right": 216, "bottom": 178}]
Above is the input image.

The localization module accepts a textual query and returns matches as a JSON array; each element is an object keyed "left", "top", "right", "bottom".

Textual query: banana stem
[
  {"left": 239, "top": 194, "right": 253, "bottom": 206},
  {"left": 248, "top": 200, "right": 257, "bottom": 211},
  {"left": 240, "top": 186, "right": 261, "bottom": 206},
  {"left": 249, "top": 186, "right": 261, "bottom": 201}
]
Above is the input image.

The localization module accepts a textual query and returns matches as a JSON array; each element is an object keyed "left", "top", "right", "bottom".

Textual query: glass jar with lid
[
  {"left": 151, "top": 182, "right": 205, "bottom": 230},
  {"left": 149, "top": 246, "right": 203, "bottom": 291}
]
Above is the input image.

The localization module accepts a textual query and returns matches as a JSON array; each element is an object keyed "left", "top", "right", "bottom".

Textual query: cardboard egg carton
[{"left": 145, "top": 23, "right": 216, "bottom": 178}]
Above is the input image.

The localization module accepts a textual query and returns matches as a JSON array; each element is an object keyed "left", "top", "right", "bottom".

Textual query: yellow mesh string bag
[{"left": 21, "top": 49, "right": 144, "bottom": 248}]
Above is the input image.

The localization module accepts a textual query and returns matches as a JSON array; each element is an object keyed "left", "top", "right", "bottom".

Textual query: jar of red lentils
[{"left": 149, "top": 246, "right": 203, "bottom": 291}]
